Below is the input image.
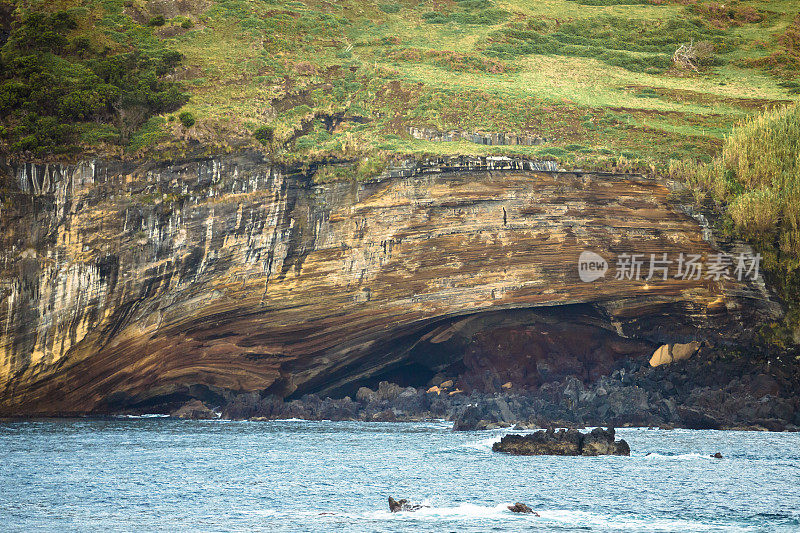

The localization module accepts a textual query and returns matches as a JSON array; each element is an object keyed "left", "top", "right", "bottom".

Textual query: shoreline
[
  {"left": 1, "top": 415, "right": 797, "bottom": 436},
  {"left": 3, "top": 345, "right": 798, "bottom": 430}
]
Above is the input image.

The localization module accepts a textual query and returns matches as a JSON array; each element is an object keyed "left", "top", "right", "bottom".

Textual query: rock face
[
  {"left": 222, "top": 351, "right": 800, "bottom": 431},
  {"left": 492, "top": 427, "right": 630, "bottom": 456},
  {"left": 0, "top": 153, "right": 781, "bottom": 415},
  {"left": 170, "top": 399, "right": 217, "bottom": 419}
]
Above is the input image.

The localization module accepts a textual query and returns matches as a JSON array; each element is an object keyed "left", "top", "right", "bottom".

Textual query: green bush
[
  {"left": 674, "top": 104, "right": 800, "bottom": 323},
  {"left": 423, "top": 0, "right": 507, "bottom": 25},
  {"left": 148, "top": 15, "right": 166, "bottom": 27},
  {"left": 538, "top": 147, "right": 568, "bottom": 158},
  {"left": 779, "top": 81, "right": 800, "bottom": 95},
  {"left": 0, "top": 6, "right": 188, "bottom": 154},
  {"left": 422, "top": 12, "right": 449, "bottom": 24},
  {"left": 178, "top": 111, "right": 195, "bottom": 127},
  {"left": 254, "top": 125, "right": 275, "bottom": 145},
  {"left": 379, "top": 3, "right": 400, "bottom": 14},
  {"left": 10, "top": 11, "right": 77, "bottom": 53},
  {"left": 128, "top": 116, "right": 167, "bottom": 152}
]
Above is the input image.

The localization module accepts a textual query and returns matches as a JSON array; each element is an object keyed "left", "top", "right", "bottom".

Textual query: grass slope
[{"left": 0, "top": 0, "right": 797, "bottom": 171}]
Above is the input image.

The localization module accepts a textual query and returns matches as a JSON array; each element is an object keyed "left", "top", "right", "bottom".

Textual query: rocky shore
[{"left": 168, "top": 352, "right": 800, "bottom": 432}]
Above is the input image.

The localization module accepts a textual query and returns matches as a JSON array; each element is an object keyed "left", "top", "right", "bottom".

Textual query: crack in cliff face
[{"left": 0, "top": 153, "right": 782, "bottom": 415}]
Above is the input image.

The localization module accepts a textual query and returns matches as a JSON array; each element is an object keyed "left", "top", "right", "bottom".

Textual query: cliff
[{"left": 0, "top": 153, "right": 781, "bottom": 415}]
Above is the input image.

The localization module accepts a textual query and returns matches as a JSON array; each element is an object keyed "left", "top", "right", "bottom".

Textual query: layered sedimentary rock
[{"left": 0, "top": 153, "right": 780, "bottom": 415}]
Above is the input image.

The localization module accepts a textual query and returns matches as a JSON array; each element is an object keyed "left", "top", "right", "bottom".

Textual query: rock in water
[
  {"left": 507, "top": 502, "right": 538, "bottom": 515},
  {"left": 453, "top": 404, "right": 487, "bottom": 431},
  {"left": 711, "top": 452, "right": 723, "bottom": 459},
  {"left": 388, "top": 497, "right": 427, "bottom": 512},
  {"left": 492, "top": 427, "right": 630, "bottom": 456},
  {"left": 582, "top": 427, "right": 630, "bottom": 456}
]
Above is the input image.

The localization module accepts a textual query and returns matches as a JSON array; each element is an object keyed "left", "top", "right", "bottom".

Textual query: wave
[
  {"left": 537, "top": 509, "right": 750, "bottom": 532},
  {"left": 641, "top": 452, "right": 710, "bottom": 460},
  {"left": 460, "top": 426, "right": 546, "bottom": 452},
  {"left": 358, "top": 502, "right": 526, "bottom": 521},
  {"left": 248, "top": 504, "right": 749, "bottom": 531},
  {"left": 462, "top": 435, "right": 503, "bottom": 451},
  {"left": 115, "top": 414, "right": 170, "bottom": 419}
]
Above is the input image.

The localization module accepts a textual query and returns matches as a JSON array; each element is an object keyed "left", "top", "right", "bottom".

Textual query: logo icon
[{"left": 578, "top": 251, "right": 608, "bottom": 282}]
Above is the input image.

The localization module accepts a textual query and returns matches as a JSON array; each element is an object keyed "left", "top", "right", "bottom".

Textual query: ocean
[{"left": 1, "top": 419, "right": 798, "bottom": 532}]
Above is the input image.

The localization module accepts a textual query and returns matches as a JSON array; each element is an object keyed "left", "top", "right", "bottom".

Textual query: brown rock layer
[{"left": 0, "top": 153, "right": 781, "bottom": 415}]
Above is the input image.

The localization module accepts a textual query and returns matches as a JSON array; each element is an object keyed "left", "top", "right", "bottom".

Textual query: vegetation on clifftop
[
  {"left": 0, "top": 1, "right": 188, "bottom": 156},
  {"left": 671, "top": 103, "right": 800, "bottom": 347},
  {"left": 0, "top": 0, "right": 797, "bottom": 167}
]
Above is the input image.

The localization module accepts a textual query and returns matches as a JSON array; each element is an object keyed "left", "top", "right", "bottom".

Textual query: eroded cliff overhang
[{"left": 0, "top": 154, "right": 781, "bottom": 414}]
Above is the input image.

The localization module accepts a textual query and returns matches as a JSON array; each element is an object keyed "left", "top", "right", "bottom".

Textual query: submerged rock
[
  {"left": 492, "top": 427, "right": 630, "bottom": 456},
  {"left": 388, "top": 497, "right": 427, "bottom": 513},
  {"left": 507, "top": 502, "right": 538, "bottom": 515}
]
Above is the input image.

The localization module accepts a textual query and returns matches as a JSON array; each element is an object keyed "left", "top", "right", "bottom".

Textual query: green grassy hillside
[{"left": 0, "top": 0, "right": 798, "bottom": 172}]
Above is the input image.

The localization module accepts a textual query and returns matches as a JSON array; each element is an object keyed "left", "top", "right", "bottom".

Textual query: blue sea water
[{"left": 0, "top": 419, "right": 798, "bottom": 532}]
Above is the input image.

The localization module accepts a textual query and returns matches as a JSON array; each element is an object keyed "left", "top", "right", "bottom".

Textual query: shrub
[
  {"left": 254, "top": 125, "right": 275, "bottom": 145},
  {"left": 728, "top": 189, "right": 781, "bottom": 236},
  {"left": 422, "top": 12, "right": 449, "bottom": 24},
  {"left": 0, "top": 8, "right": 187, "bottom": 153},
  {"left": 379, "top": 3, "right": 400, "bottom": 14},
  {"left": 11, "top": 11, "right": 77, "bottom": 53},
  {"left": 538, "top": 147, "right": 568, "bottom": 158},
  {"left": 148, "top": 15, "right": 166, "bottom": 27},
  {"left": 178, "top": 111, "right": 195, "bottom": 127},
  {"left": 568, "top": 0, "right": 648, "bottom": 4},
  {"left": 779, "top": 81, "right": 800, "bottom": 95},
  {"left": 678, "top": 104, "right": 800, "bottom": 332}
]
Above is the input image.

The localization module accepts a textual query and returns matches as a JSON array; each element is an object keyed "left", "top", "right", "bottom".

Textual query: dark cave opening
[
  {"left": 288, "top": 304, "right": 655, "bottom": 401},
  {"left": 99, "top": 385, "right": 230, "bottom": 415}
]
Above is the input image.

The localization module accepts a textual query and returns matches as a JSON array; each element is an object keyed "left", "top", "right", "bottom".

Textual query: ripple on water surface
[{"left": 0, "top": 421, "right": 798, "bottom": 532}]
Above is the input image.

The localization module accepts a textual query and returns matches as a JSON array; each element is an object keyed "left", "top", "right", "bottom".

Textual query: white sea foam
[
  {"left": 460, "top": 426, "right": 574, "bottom": 452},
  {"left": 641, "top": 452, "right": 710, "bottom": 460},
  {"left": 361, "top": 502, "right": 521, "bottom": 521},
  {"left": 462, "top": 435, "right": 503, "bottom": 451},
  {"left": 281, "top": 504, "right": 748, "bottom": 531},
  {"left": 115, "top": 414, "right": 170, "bottom": 419},
  {"left": 537, "top": 509, "right": 750, "bottom": 532}
]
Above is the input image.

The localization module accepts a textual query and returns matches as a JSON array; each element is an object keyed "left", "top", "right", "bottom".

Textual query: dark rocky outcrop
[
  {"left": 452, "top": 399, "right": 516, "bottom": 431},
  {"left": 170, "top": 399, "right": 218, "bottom": 420},
  {"left": 492, "top": 427, "right": 630, "bottom": 456},
  {"left": 388, "top": 497, "right": 427, "bottom": 512},
  {"left": 199, "top": 347, "right": 800, "bottom": 431},
  {"left": 507, "top": 502, "right": 538, "bottom": 515}
]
